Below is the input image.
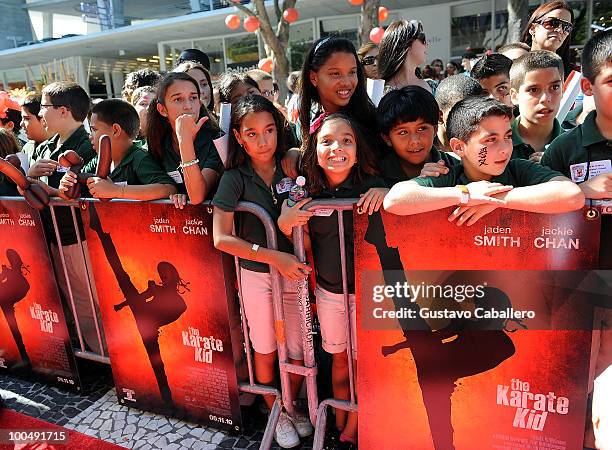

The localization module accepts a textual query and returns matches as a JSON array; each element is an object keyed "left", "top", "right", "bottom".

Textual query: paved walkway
[{"left": 0, "top": 360, "right": 314, "bottom": 450}]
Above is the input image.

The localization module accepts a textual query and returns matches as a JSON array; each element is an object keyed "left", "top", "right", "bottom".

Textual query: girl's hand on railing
[
  {"left": 358, "top": 188, "right": 389, "bottom": 215},
  {"left": 170, "top": 193, "right": 188, "bottom": 209},
  {"left": 278, "top": 198, "right": 313, "bottom": 236},
  {"left": 272, "top": 252, "right": 311, "bottom": 280}
]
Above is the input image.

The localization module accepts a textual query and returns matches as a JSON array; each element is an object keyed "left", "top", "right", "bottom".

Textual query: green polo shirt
[
  {"left": 309, "top": 175, "right": 387, "bottom": 294},
  {"left": 380, "top": 147, "right": 460, "bottom": 187},
  {"left": 83, "top": 143, "right": 175, "bottom": 187},
  {"left": 161, "top": 127, "right": 224, "bottom": 196},
  {"left": 212, "top": 153, "right": 294, "bottom": 273},
  {"left": 511, "top": 116, "right": 563, "bottom": 160},
  {"left": 0, "top": 177, "right": 18, "bottom": 196},
  {"left": 413, "top": 159, "right": 563, "bottom": 188},
  {"left": 36, "top": 126, "right": 96, "bottom": 246},
  {"left": 542, "top": 110, "right": 612, "bottom": 268}
]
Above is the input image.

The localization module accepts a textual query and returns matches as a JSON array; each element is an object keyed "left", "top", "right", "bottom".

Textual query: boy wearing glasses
[
  {"left": 28, "top": 81, "right": 104, "bottom": 354},
  {"left": 509, "top": 51, "right": 565, "bottom": 162}
]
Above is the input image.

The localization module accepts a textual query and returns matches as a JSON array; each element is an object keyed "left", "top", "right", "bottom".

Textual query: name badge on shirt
[
  {"left": 312, "top": 208, "right": 334, "bottom": 217},
  {"left": 56, "top": 165, "right": 69, "bottom": 173},
  {"left": 276, "top": 177, "right": 294, "bottom": 194},
  {"left": 569, "top": 159, "right": 612, "bottom": 182},
  {"left": 167, "top": 170, "right": 184, "bottom": 184}
]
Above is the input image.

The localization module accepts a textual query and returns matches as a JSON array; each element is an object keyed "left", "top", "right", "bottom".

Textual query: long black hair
[
  {"left": 520, "top": 1, "right": 575, "bottom": 76},
  {"left": 298, "top": 36, "right": 376, "bottom": 144},
  {"left": 226, "top": 95, "right": 289, "bottom": 170},
  {"left": 146, "top": 72, "right": 219, "bottom": 163},
  {"left": 377, "top": 19, "right": 426, "bottom": 82},
  {"left": 302, "top": 113, "right": 379, "bottom": 196}
]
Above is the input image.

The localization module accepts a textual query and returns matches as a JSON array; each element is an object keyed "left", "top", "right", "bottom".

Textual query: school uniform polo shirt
[
  {"left": 83, "top": 143, "right": 175, "bottom": 187},
  {"left": 511, "top": 116, "right": 563, "bottom": 160},
  {"left": 309, "top": 175, "right": 387, "bottom": 295},
  {"left": 542, "top": 110, "right": 612, "bottom": 268},
  {"left": 380, "top": 147, "right": 460, "bottom": 187},
  {"left": 36, "top": 126, "right": 96, "bottom": 246},
  {"left": 161, "top": 127, "right": 224, "bottom": 196},
  {"left": 413, "top": 159, "right": 563, "bottom": 188},
  {"left": 212, "top": 153, "right": 294, "bottom": 273},
  {"left": 0, "top": 178, "right": 18, "bottom": 196}
]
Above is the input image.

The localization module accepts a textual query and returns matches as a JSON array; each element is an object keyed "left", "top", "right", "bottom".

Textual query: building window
[
  {"left": 451, "top": 1, "right": 493, "bottom": 56},
  {"left": 319, "top": 16, "right": 359, "bottom": 49},
  {"left": 225, "top": 33, "right": 259, "bottom": 71},
  {"left": 192, "top": 38, "right": 225, "bottom": 74},
  {"left": 289, "top": 20, "right": 315, "bottom": 71}
]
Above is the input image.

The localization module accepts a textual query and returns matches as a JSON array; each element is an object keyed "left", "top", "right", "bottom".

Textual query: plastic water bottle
[{"left": 287, "top": 176, "right": 307, "bottom": 207}]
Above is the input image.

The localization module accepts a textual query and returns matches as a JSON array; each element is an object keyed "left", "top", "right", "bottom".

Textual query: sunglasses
[
  {"left": 536, "top": 17, "right": 573, "bottom": 34},
  {"left": 361, "top": 56, "right": 377, "bottom": 66}
]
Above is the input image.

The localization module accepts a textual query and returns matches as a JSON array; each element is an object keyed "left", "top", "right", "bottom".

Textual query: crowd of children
[{"left": 0, "top": 5, "right": 610, "bottom": 448}]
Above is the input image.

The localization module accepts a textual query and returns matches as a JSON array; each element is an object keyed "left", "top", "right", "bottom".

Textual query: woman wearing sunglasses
[
  {"left": 377, "top": 19, "right": 432, "bottom": 93},
  {"left": 521, "top": 1, "right": 575, "bottom": 76},
  {"left": 357, "top": 42, "right": 379, "bottom": 79}
]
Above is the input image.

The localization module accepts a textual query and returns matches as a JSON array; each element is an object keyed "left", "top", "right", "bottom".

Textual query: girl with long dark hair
[
  {"left": 146, "top": 72, "right": 223, "bottom": 208},
  {"left": 212, "top": 95, "right": 313, "bottom": 448},
  {"left": 298, "top": 36, "right": 377, "bottom": 145},
  {"left": 377, "top": 20, "right": 431, "bottom": 93}
]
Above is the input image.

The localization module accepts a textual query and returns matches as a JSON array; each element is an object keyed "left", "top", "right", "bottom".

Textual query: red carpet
[{"left": 0, "top": 408, "right": 126, "bottom": 450}]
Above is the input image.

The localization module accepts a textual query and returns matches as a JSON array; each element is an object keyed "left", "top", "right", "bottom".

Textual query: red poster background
[
  {"left": 355, "top": 207, "right": 601, "bottom": 450},
  {"left": 82, "top": 201, "right": 242, "bottom": 431},
  {"left": 0, "top": 199, "right": 80, "bottom": 389}
]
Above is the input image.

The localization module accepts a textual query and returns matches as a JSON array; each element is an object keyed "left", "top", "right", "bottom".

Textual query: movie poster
[
  {"left": 81, "top": 201, "right": 242, "bottom": 431},
  {"left": 355, "top": 207, "right": 601, "bottom": 450},
  {"left": 0, "top": 199, "right": 80, "bottom": 389}
]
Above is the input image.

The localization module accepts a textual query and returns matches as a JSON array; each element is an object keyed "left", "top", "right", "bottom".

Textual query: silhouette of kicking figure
[
  {"left": 364, "top": 212, "right": 516, "bottom": 450},
  {"left": 89, "top": 206, "right": 188, "bottom": 405},
  {"left": 0, "top": 249, "right": 31, "bottom": 366}
]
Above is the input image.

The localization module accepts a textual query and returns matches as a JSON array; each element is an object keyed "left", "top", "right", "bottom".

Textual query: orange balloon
[
  {"left": 283, "top": 8, "right": 299, "bottom": 23},
  {"left": 348, "top": 0, "right": 363, "bottom": 5},
  {"left": 258, "top": 58, "right": 273, "bottom": 73},
  {"left": 225, "top": 14, "right": 240, "bottom": 30},
  {"left": 369, "top": 26, "right": 385, "bottom": 44},
  {"left": 378, "top": 6, "right": 389, "bottom": 22},
  {"left": 244, "top": 16, "right": 260, "bottom": 33}
]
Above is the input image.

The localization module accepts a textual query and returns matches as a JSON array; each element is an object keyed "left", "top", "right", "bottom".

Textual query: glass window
[
  {"left": 225, "top": 33, "right": 260, "bottom": 71},
  {"left": 451, "top": 1, "right": 492, "bottom": 56},
  {"left": 289, "top": 21, "right": 315, "bottom": 71},
  {"left": 319, "top": 16, "right": 359, "bottom": 49},
  {"left": 193, "top": 38, "right": 225, "bottom": 75}
]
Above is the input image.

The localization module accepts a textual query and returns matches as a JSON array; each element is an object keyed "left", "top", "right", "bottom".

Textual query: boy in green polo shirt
[
  {"left": 59, "top": 99, "right": 177, "bottom": 200},
  {"left": 383, "top": 96, "right": 584, "bottom": 225},
  {"left": 542, "top": 30, "right": 612, "bottom": 450},
  {"left": 509, "top": 51, "right": 564, "bottom": 162},
  {"left": 471, "top": 53, "right": 513, "bottom": 107},
  {"left": 377, "top": 85, "right": 459, "bottom": 186}
]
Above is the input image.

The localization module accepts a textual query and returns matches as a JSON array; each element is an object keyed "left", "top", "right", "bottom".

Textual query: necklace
[{"left": 269, "top": 183, "right": 278, "bottom": 204}]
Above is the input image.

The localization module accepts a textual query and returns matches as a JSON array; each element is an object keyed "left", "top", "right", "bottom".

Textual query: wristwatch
[
  {"left": 456, "top": 185, "right": 470, "bottom": 205},
  {"left": 250, "top": 243, "right": 260, "bottom": 259}
]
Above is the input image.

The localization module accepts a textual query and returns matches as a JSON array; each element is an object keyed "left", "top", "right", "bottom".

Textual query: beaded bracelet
[{"left": 179, "top": 158, "right": 199, "bottom": 170}]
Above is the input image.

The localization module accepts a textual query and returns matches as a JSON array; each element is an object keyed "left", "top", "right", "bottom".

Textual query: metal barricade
[
  {"left": 233, "top": 200, "right": 319, "bottom": 450},
  {"left": 292, "top": 198, "right": 360, "bottom": 450},
  {"left": 48, "top": 198, "right": 109, "bottom": 364}
]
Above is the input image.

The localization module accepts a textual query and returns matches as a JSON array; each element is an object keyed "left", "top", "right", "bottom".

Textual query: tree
[
  {"left": 224, "top": 0, "right": 297, "bottom": 102},
  {"left": 359, "top": 0, "right": 381, "bottom": 47},
  {"left": 507, "top": 0, "right": 529, "bottom": 44}
]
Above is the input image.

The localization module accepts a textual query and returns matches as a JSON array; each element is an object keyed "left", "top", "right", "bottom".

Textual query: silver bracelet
[{"left": 179, "top": 158, "right": 199, "bottom": 170}]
